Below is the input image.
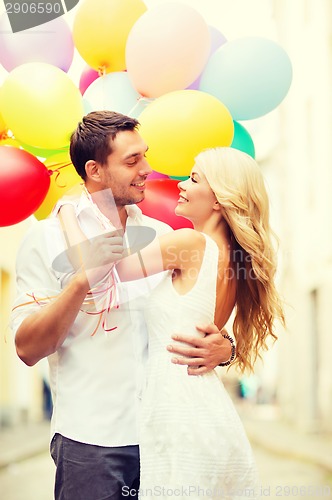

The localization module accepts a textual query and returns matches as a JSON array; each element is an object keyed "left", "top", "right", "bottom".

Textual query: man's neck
[
  {"left": 117, "top": 206, "right": 128, "bottom": 228},
  {"left": 95, "top": 199, "right": 127, "bottom": 229},
  {"left": 84, "top": 185, "right": 127, "bottom": 229}
]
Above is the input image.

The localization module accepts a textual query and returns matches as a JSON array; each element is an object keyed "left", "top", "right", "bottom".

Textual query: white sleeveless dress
[{"left": 139, "top": 234, "right": 259, "bottom": 499}]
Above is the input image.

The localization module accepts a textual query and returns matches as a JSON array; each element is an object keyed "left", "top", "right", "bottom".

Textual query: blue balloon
[
  {"left": 199, "top": 37, "right": 292, "bottom": 120},
  {"left": 231, "top": 121, "right": 255, "bottom": 158},
  {"left": 84, "top": 71, "right": 141, "bottom": 116}
]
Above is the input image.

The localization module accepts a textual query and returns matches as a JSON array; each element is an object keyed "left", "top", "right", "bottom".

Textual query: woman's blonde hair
[{"left": 195, "top": 147, "right": 285, "bottom": 373}]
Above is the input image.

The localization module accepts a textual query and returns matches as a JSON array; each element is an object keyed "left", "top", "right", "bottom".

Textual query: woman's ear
[
  {"left": 213, "top": 199, "right": 221, "bottom": 211},
  {"left": 85, "top": 160, "right": 101, "bottom": 183}
]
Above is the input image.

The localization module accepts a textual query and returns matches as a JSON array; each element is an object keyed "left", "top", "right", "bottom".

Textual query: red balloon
[
  {"left": 139, "top": 179, "right": 193, "bottom": 230},
  {"left": 0, "top": 146, "right": 51, "bottom": 226}
]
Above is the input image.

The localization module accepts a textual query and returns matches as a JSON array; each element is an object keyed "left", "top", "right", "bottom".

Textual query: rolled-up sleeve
[{"left": 10, "top": 221, "right": 62, "bottom": 336}]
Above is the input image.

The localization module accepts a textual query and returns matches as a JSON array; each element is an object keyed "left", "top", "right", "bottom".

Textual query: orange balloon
[{"left": 126, "top": 3, "right": 210, "bottom": 97}]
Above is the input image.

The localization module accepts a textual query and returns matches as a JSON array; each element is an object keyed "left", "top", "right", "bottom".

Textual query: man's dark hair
[{"left": 70, "top": 111, "right": 139, "bottom": 180}]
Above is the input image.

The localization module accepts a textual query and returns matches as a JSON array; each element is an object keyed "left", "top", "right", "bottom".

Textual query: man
[{"left": 11, "top": 111, "right": 234, "bottom": 499}]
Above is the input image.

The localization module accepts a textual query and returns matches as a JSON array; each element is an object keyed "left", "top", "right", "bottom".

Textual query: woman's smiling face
[{"left": 175, "top": 166, "right": 219, "bottom": 223}]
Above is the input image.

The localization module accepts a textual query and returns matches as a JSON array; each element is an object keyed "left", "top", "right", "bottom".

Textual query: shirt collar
[
  {"left": 76, "top": 188, "right": 144, "bottom": 227},
  {"left": 125, "top": 204, "right": 143, "bottom": 225}
]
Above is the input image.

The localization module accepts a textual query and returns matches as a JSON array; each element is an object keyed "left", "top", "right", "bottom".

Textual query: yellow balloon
[
  {"left": 73, "top": 0, "right": 147, "bottom": 72},
  {"left": 0, "top": 137, "right": 20, "bottom": 148},
  {"left": 0, "top": 111, "right": 7, "bottom": 136},
  {"left": 0, "top": 63, "right": 83, "bottom": 150},
  {"left": 138, "top": 90, "right": 234, "bottom": 177},
  {"left": 34, "top": 152, "right": 82, "bottom": 220}
]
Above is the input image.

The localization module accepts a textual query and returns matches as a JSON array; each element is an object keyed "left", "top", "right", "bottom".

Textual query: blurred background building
[
  {"left": 272, "top": 0, "right": 332, "bottom": 433},
  {"left": 0, "top": 0, "right": 332, "bottom": 438},
  {"left": 0, "top": 219, "right": 45, "bottom": 426}
]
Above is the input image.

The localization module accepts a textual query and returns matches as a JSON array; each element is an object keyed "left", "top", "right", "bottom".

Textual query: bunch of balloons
[{"left": 0, "top": 0, "right": 292, "bottom": 227}]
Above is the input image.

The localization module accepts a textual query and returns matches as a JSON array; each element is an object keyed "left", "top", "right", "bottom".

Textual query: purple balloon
[
  {"left": 209, "top": 25, "right": 227, "bottom": 54},
  {"left": 187, "top": 25, "right": 227, "bottom": 90},
  {"left": 0, "top": 14, "right": 74, "bottom": 72}
]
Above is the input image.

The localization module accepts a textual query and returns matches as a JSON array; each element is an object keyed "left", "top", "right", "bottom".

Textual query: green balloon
[
  {"left": 19, "top": 140, "right": 70, "bottom": 159},
  {"left": 170, "top": 175, "right": 190, "bottom": 181},
  {"left": 231, "top": 121, "right": 255, "bottom": 158}
]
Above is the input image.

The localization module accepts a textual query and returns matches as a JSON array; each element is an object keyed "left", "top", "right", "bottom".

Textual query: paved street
[
  {"left": 0, "top": 451, "right": 54, "bottom": 500},
  {"left": 255, "top": 447, "right": 331, "bottom": 500},
  {"left": 0, "top": 443, "right": 331, "bottom": 500}
]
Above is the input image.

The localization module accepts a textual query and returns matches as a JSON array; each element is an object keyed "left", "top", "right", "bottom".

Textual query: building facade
[
  {"left": 0, "top": 219, "right": 44, "bottom": 426},
  {"left": 272, "top": 0, "right": 332, "bottom": 432}
]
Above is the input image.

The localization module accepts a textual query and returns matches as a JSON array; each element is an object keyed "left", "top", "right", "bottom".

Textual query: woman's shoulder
[
  {"left": 140, "top": 213, "right": 173, "bottom": 236},
  {"left": 51, "top": 185, "right": 84, "bottom": 218},
  {"left": 166, "top": 228, "right": 206, "bottom": 248}
]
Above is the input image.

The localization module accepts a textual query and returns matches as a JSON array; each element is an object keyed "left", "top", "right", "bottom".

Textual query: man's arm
[
  {"left": 167, "top": 323, "right": 235, "bottom": 375},
  {"left": 13, "top": 222, "right": 123, "bottom": 367},
  {"left": 15, "top": 274, "right": 90, "bottom": 366}
]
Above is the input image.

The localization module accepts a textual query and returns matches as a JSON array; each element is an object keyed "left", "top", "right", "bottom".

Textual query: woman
[{"left": 59, "top": 146, "right": 284, "bottom": 499}]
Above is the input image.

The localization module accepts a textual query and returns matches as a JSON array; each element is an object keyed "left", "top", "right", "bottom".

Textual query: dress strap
[{"left": 199, "top": 233, "right": 220, "bottom": 282}]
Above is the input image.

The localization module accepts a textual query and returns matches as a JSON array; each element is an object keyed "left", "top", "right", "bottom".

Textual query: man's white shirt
[{"left": 11, "top": 194, "right": 172, "bottom": 446}]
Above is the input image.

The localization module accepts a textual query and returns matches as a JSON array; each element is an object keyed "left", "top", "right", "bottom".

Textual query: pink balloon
[
  {"left": 126, "top": 3, "right": 210, "bottom": 98},
  {"left": 187, "top": 25, "right": 227, "bottom": 90},
  {"left": 79, "top": 65, "right": 100, "bottom": 95},
  {"left": 0, "top": 14, "right": 74, "bottom": 72},
  {"left": 148, "top": 170, "right": 169, "bottom": 180}
]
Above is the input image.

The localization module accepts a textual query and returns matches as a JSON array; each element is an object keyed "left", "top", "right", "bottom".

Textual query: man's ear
[{"left": 85, "top": 160, "right": 101, "bottom": 183}]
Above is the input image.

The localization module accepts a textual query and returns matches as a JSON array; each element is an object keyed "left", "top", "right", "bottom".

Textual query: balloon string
[
  {"left": 12, "top": 272, "right": 119, "bottom": 337},
  {"left": 48, "top": 162, "right": 73, "bottom": 188},
  {"left": 0, "top": 130, "right": 9, "bottom": 141},
  {"left": 102, "top": 70, "right": 107, "bottom": 111},
  {"left": 127, "top": 96, "right": 155, "bottom": 117},
  {"left": 98, "top": 65, "right": 107, "bottom": 77},
  {"left": 11, "top": 293, "right": 59, "bottom": 311},
  {"left": 96, "top": 65, "right": 108, "bottom": 111}
]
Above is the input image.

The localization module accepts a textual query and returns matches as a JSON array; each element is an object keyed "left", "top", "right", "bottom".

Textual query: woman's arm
[
  {"left": 57, "top": 204, "right": 123, "bottom": 285},
  {"left": 116, "top": 228, "right": 206, "bottom": 281},
  {"left": 57, "top": 206, "right": 204, "bottom": 282}
]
